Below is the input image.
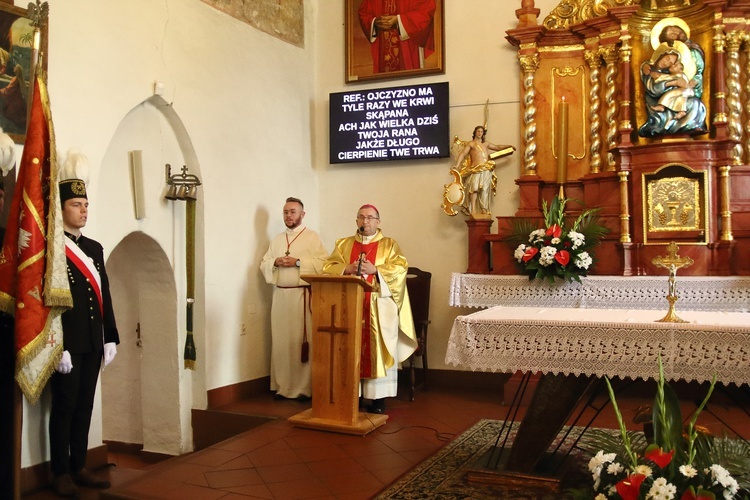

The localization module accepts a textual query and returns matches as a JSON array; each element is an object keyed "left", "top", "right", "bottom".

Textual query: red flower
[
  {"left": 554, "top": 250, "right": 570, "bottom": 267},
  {"left": 645, "top": 445, "right": 674, "bottom": 469},
  {"left": 615, "top": 473, "right": 646, "bottom": 500},
  {"left": 546, "top": 224, "right": 562, "bottom": 238},
  {"left": 681, "top": 487, "right": 716, "bottom": 500},
  {"left": 522, "top": 247, "right": 539, "bottom": 262}
]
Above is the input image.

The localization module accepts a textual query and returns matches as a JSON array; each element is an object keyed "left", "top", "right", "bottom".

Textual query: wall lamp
[{"left": 165, "top": 163, "right": 201, "bottom": 201}]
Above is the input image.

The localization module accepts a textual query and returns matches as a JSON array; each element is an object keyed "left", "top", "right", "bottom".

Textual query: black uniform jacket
[{"left": 62, "top": 232, "right": 119, "bottom": 354}]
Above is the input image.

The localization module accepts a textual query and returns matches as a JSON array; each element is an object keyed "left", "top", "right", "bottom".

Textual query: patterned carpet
[{"left": 375, "top": 419, "right": 592, "bottom": 500}]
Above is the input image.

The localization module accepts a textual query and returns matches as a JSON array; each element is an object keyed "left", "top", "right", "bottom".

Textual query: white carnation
[{"left": 514, "top": 244, "right": 527, "bottom": 263}]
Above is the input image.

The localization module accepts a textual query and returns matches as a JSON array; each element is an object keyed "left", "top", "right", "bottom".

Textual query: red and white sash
[{"left": 65, "top": 237, "right": 103, "bottom": 316}]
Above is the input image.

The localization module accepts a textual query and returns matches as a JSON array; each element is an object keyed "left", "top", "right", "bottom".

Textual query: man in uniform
[
  {"left": 260, "top": 197, "right": 328, "bottom": 400},
  {"left": 323, "top": 204, "right": 416, "bottom": 413},
  {"left": 50, "top": 174, "right": 119, "bottom": 497}
]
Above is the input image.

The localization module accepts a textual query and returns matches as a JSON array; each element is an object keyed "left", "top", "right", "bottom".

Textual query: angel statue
[{"left": 441, "top": 124, "right": 515, "bottom": 218}]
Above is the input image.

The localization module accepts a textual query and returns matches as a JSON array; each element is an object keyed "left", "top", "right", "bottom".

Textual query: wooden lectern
[{"left": 288, "top": 275, "right": 388, "bottom": 435}]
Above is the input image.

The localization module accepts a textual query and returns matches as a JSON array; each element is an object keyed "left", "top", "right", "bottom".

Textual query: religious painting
[
  {"left": 0, "top": 3, "right": 48, "bottom": 144},
  {"left": 345, "top": 0, "right": 444, "bottom": 83}
]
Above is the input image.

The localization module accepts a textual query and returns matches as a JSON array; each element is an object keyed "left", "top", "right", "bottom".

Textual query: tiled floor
[{"left": 23, "top": 378, "right": 750, "bottom": 499}]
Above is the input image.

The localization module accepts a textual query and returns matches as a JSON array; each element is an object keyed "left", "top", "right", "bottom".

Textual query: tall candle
[{"left": 557, "top": 97, "right": 569, "bottom": 185}]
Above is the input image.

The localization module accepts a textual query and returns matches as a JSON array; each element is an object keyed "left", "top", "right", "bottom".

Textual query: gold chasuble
[{"left": 323, "top": 230, "right": 417, "bottom": 379}]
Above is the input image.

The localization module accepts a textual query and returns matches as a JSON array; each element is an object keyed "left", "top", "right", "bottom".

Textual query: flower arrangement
[
  {"left": 571, "top": 358, "right": 750, "bottom": 500},
  {"left": 510, "top": 195, "right": 608, "bottom": 283}
]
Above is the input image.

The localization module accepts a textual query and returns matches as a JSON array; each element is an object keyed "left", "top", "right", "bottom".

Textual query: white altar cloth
[
  {"left": 445, "top": 306, "right": 750, "bottom": 385},
  {"left": 449, "top": 273, "right": 750, "bottom": 312}
]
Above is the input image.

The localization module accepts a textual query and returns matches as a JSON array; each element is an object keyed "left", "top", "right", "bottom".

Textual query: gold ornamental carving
[
  {"left": 542, "top": 0, "right": 639, "bottom": 30},
  {"left": 647, "top": 177, "right": 700, "bottom": 232}
]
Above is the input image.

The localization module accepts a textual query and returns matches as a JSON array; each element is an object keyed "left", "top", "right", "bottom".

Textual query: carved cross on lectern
[
  {"left": 319, "top": 304, "right": 349, "bottom": 404},
  {"left": 652, "top": 242, "right": 694, "bottom": 323}
]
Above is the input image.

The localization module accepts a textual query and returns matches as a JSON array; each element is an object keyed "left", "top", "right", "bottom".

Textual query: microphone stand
[{"left": 356, "top": 226, "right": 365, "bottom": 276}]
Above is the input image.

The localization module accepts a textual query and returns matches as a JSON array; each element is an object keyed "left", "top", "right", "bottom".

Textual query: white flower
[
  {"left": 645, "top": 477, "right": 676, "bottom": 499},
  {"left": 575, "top": 251, "right": 592, "bottom": 269},
  {"left": 514, "top": 244, "right": 527, "bottom": 263},
  {"left": 528, "top": 229, "right": 545, "bottom": 243},
  {"left": 551, "top": 237, "right": 561, "bottom": 245},
  {"left": 679, "top": 464, "right": 698, "bottom": 478},
  {"left": 607, "top": 462, "right": 624, "bottom": 475},
  {"left": 708, "top": 464, "right": 739, "bottom": 494},
  {"left": 634, "top": 464, "right": 653, "bottom": 477},
  {"left": 568, "top": 230, "right": 585, "bottom": 249},
  {"left": 588, "top": 451, "right": 617, "bottom": 472},
  {"left": 594, "top": 494, "right": 607, "bottom": 500},
  {"left": 539, "top": 246, "right": 557, "bottom": 266}
]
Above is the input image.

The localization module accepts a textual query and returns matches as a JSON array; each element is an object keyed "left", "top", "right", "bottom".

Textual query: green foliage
[{"left": 652, "top": 360, "right": 687, "bottom": 476}]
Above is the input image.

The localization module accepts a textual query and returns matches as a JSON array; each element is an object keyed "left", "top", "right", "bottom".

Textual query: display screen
[{"left": 329, "top": 82, "right": 449, "bottom": 164}]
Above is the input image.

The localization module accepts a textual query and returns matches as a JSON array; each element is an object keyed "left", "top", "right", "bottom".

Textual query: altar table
[
  {"left": 449, "top": 273, "right": 750, "bottom": 312},
  {"left": 445, "top": 306, "right": 750, "bottom": 386}
]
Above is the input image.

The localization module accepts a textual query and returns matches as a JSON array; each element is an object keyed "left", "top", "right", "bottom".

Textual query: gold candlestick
[
  {"left": 556, "top": 97, "right": 569, "bottom": 186},
  {"left": 652, "top": 242, "right": 694, "bottom": 323}
]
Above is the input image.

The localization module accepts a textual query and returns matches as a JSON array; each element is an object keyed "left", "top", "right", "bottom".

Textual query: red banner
[{"left": 0, "top": 72, "right": 71, "bottom": 403}]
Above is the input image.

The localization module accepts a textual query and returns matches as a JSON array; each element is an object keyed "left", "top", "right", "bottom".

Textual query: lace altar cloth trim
[
  {"left": 445, "top": 306, "right": 750, "bottom": 385},
  {"left": 449, "top": 274, "right": 750, "bottom": 312}
]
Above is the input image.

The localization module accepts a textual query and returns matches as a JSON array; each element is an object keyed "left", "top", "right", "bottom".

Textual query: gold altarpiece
[{"left": 470, "top": 0, "right": 750, "bottom": 276}]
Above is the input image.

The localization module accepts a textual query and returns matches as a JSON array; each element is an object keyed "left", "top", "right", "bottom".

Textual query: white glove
[
  {"left": 56, "top": 350, "right": 73, "bottom": 374},
  {"left": 103, "top": 342, "right": 117, "bottom": 367}
]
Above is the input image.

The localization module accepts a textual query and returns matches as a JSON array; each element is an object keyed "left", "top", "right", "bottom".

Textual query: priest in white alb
[{"left": 260, "top": 197, "right": 328, "bottom": 400}]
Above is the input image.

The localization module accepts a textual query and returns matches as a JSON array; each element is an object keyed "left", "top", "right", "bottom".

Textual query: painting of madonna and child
[{"left": 639, "top": 17, "right": 707, "bottom": 139}]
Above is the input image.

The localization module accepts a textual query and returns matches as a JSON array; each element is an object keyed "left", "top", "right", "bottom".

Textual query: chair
[{"left": 405, "top": 267, "right": 431, "bottom": 401}]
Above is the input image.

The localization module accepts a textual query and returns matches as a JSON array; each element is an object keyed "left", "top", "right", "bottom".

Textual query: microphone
[{"left": 357, "top": 227, "right": 365, "bottom": 276}]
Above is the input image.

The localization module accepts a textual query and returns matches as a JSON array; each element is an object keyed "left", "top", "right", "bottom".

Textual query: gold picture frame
[
  {"left": 0, "top": 2, "right": 48, "bottom": 144},
  {"left": 345, "top": 0, "right": 444, "bottom": 83}
]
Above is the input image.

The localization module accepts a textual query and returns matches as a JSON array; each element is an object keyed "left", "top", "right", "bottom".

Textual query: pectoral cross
[{"left": 652, "top": 242, "right": 694, "bottom": 323}]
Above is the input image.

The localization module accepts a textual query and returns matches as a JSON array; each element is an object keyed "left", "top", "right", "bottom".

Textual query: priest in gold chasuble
[{"left": 323, "top": 204, "right": 417, "bottom": 412}]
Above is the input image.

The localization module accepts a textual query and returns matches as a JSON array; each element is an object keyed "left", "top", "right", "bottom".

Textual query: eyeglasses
[{"left": 357, "top": 215, "right": 379, "bottom": 221}]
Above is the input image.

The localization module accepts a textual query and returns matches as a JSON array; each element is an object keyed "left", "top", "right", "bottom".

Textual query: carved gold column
[
  {"left": 520, "top": 51, "right": 541, "bottom": 176},
  {"left": 602, "top": 44, "right": 619, "bottom": 171},
  {"left": 712, "top": 14, "right": 729, "bottom": 140},
  {"left": 718, "top": 165, "right": 733, "bottom": 241},
  {"left": 617, "top": 23, "right": 633, "bottom": 147},
  {"left": 726, "top": 31, "right": 743, "bottom": 165},
  {"left": 585, "top": 46, "right": 602, "bottom": 174},
  {"left": 618, "top": 171, "right": 631, "bottom": 243}
]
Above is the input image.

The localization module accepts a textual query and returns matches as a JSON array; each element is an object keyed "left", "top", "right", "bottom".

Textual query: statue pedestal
[{"left": 466, "top": 219, "right": 493, "bottom": 274}]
